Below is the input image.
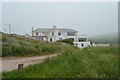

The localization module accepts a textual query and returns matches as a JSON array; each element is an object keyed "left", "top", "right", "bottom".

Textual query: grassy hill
[
  {"left": 3, "top": 45, "right": 118, "bottom": 78},
  {"left": 1, "top": 33, "right": 77, "bottom": 57},
  {"left": 1, "top": 33, "right": 118, "bottom": 78},
  {"left": 89, "top": 33, "right": 118, "bottom": 44}
]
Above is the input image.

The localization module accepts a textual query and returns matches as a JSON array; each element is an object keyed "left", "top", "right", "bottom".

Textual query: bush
[
  {"left": 2, "top": 36, "right": 8, "bottom": 42},
  {"left": 56, "top": 39, "right": 73, "bottom": 45}
]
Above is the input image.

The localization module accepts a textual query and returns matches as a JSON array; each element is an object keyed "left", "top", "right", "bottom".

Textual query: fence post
[{"left": 18, "top": 64, "right": 23, "bottom": 73}]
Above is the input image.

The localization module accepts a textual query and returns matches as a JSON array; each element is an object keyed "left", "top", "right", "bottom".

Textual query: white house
[
  {"left": 73, "top": 35, "right": 91, "bottom": 48},
  {"left": 32, "top": 26, "right": 91, "bottom": 48}
]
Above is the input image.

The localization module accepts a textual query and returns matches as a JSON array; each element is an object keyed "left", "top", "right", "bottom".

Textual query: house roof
[{"left": 33, "top": 28, "right": 78, "bottom": 33}]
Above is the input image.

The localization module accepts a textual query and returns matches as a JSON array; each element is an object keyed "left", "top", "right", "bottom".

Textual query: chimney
[{"left": 53, "top": 25, "right": 57, "bottom": 29}]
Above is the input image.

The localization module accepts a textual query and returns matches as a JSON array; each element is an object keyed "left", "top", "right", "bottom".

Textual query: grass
[
  {"left": 2, "top": 33, "right": 73, "bottom": 57},
  {"left": 0, "top": 72, "right": 1, "bottom": 79},
  {"left": 2, "top": 45, "right": 118, "bottom": 78}
]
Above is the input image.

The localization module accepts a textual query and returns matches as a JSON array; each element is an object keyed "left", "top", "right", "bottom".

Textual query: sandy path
[{"left": 1, "top": 53, "right": 60, "bottom": 72}]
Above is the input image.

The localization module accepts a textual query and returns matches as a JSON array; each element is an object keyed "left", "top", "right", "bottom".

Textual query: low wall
[{"left": 92, "top": 43, "right": 110, "bottom": 47}]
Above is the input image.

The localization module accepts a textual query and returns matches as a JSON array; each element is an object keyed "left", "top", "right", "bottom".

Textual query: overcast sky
[{"left": 2, "top": 2, "right": 118, "bottom": 37}]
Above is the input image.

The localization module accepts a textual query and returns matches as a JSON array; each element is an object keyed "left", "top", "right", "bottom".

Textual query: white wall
[
  {"left": 33, "top": 32, "right": 42, "bottom": 36},
  {"left": 56, "top": 32, "right": 67, "bottom": 41},
  {"left": 92, "top": 43, "right": 110, "bottom": 47},
  {"left": 73, "top": 41, "right": 91, "bottom": 48}
]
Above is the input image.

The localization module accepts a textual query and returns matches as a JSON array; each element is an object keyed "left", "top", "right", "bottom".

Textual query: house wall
[
  {"left": 32, "top": 30, "right": 78, "bottom": 42},
  {"left": 56, "top": 32, "right": 67, "bottom": 41},
  {"left": 73, "top": 41, "right": 91, "bottom": 48},
  {"left": 33, "top": 31, "right": 85, "bottom": 42}
]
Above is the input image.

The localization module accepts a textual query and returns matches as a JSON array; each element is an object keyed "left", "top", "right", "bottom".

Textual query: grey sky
[{"left": 2, "top": 2, "right": 118, "bottom": 37}]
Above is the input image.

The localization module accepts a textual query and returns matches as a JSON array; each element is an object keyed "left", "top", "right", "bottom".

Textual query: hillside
[
  {"left": 89, "top": 33, "right": 118, "bottom": 44},
  {"left": 1, "top": 33, "right": 76, "bottom": 57},
  {"left": 1, "top": 33, "right": 118, "bottom": 78},
  {"left": 3, "top": 45, "right": 118, "bottom": 78}
]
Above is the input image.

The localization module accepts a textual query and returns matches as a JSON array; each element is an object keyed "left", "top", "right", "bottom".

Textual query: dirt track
[{"left": 1, "top": 53, "right": 60, "bottom": 72}]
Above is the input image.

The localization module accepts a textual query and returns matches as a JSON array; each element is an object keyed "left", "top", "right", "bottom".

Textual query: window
[
  {"left": 41, "top": 38, "right": 44, "bottom": 40},
  {"left": 50, "top": 32, "right": 54, "bottom": 35},
  {"left": 59, "top": 37, "right": 62, "bottom": 40},
  {"left": 81, "top": 43, "right": 84, "bottom": 47},
  {"left": 40, "top": 37, "right": 45, "bottom": 41},
  {"left": 36, "top": 32, "right": 38, "bottom": 36},
  {"left": 58, "top": 32, "right": 61, "bottom": 36},
  {"left": 35, "top": 37, "right": 37, "bottom": 40},
  {"left": 67, "top": 32, "right": 75, "bottom": 36},
  {"left": 42, "top": 33, "right": 46, "bottom": 36},
  {"left": 78, "top": 38, "right": 86, "bottom": 42},
  {"left": 35, "top": 37, "right": 39, "bottom": 40},
  {"left": 52, "top": 33, "right": 54, "bottom": 35},
  {"left": 50, "top": 38, "right": 52, "bottom": 41}
]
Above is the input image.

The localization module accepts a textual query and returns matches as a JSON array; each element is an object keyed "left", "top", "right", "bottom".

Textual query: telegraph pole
[
  {"left": 4, "top": 28, "right": 5, "bottom": 33},
  {"left": 9, "top": 24, "right": 11, "bottom": 34}
]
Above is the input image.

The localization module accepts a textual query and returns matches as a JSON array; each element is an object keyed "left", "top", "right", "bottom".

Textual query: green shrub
[
  {"left": 56, "top": 39, "right": 73, "bottom": 45},
  {"left": 34, "top": 45, "right": 39, "bottom": 48},
  {"left": 2, "top": 36, "right": 8, "bottom": 42}
]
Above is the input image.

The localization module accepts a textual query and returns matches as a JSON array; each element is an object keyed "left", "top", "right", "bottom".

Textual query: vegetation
[
  {"left": 56, "top": 39, "right": 73, "bottom": 45},
  {"left": 2, "top": 45, "right": 118, "bottom": 78},
  {"left": 1, "top": 33, "right": 118, "bottom": 78},
  {"left": 1, "top": 33, "right": 72, "bottom": 57}
]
